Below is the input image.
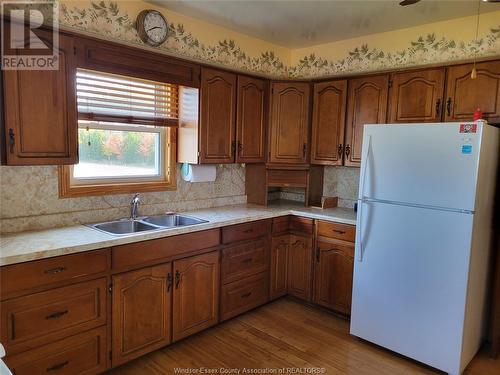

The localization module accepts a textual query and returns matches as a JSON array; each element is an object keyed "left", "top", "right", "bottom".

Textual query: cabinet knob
[
  {"left": 175, "top": 270, "right": 181, "bottom": 289},
  {"left": 338, "top": 144, "right": 343, "bottom": 158},
  {"left": 446, "top": 98, "right": 452, "bottom": 116},
  {"left": 435, "top": 98, "right": 441, "bottom": 116},
  {"left": 302, "top": 143, "right": 307, "bottom": 158},
  {"left": 8, "top": 128, "right": 15, "bottom": 153},
  {"left": 167, "top": 272, "right": 172, "bottom": 292},
  {"left": 46, "top": 361, "right": 69, "bottom": 372},
  {"left": 345, "top": 144, "right": 351, "bottom": 158}
]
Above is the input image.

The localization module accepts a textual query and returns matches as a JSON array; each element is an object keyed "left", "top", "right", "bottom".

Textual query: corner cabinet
[
  {"left": 2, "top": 30, "right": 78, "bottom": 165},
  {"left": 112, "top": 263, "right": 172, "bottom": 366},
  {"left": 445, "top": 61, "right": 500, "bottom": 124},
  {"left": 310, "top": 80, "right": 347, "bottom": 165},
  {"left": 269, "top": 82, "right": 310, "bottom": 165},
  {"left": 388, "top": 68, "right": 445, "bottom": 123},
  {"left": 199, "top": 68, "right": 237, "bottom": 163},
  {"left": 172, "top": 251, "right": 219, "bottom": 341},
  {"left": 345, "top": 74, "right": 389, "bottom": 167},
  {"left": 287, "top": 234, "right": 313, "bottom": 300}
]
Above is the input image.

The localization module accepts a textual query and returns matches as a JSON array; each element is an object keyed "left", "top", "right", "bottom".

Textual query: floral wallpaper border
[{"left": 60, "top": 1, "right": 500, "bottom": 79}]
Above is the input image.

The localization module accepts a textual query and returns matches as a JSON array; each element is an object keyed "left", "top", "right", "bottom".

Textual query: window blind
[{"left": 76, "top": 69, "right": 178, "bottom": 127}]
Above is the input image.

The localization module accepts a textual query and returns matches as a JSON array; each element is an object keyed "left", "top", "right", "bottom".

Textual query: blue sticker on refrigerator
[{"left": 461, "top": 144, "right": 472, "bottom": 154}]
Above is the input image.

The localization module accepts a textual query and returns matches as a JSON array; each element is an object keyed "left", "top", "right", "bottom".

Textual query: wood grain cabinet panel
[
  {"left": 172, "top": 251, "right": 219, "bottom": 341},
  {"left": 445, "top": 61, "right": 500, "bottom": 124},
  {"left": 287, "top": 234, "right": 313, "bottom": 301},
  {"left": 311, "top": 80, "right": 347, "bottom": 165},
  {"left": 1, "top": 278, "right": 107, "bottom": 355},
  {"left": 388, "top": 68, "right": 445, "bottom": 123},
  {"left": 269, "top": 82, "right": 310, "bottom": 164},
  {"left": 2, "top": 29, "right": 77, "bottom": 165},
  {"left": 200, "top": 67, "right": 237, "bottom": 163},
  {"left": 313, "top": 240, "right": 354, "bottom": 315},
  {"left": 221, "top": 238, "right": 269, "bottom": 284},
  {"left": 4, "top": 326, "right": 107, "bottom": 375},
  {"left": 236, "top": 75, "right": 267, "bottom": 163},
  {"left": 112, "top": 264, "right": 172, "bottom": 366},
  {"left": 345, "top": 75, "right": 389, "bottom": 167},
  {"left": 270, "top": 235, "right": 289, "bottom": 300}
]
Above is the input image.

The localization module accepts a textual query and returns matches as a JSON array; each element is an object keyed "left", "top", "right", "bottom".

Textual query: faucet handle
[{"left": 131, "top": 193, "right": 140, "bottom": 202}]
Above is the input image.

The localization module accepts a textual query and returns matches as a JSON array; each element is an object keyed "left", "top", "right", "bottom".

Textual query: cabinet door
[
  {"left": 112, "top": 263, "right": 171, "bottom": 366},
  {"left": 311, "top": 80, "right": 347, "bottom": 165},
  {"left": 388, "top": 68, "right": 445, "bottom": 123},
  {"left": 345, "top": 75, "right": 389, "bottom": 167},
  {"left": 269, "top": 82, "right": 310, "bottom": 164},
  {"left": 200, "top": 68, "right": 236, "bottom": 163},
  {"left": 270, "top": 235, "right": 289, "bottom": 300},
  {"left": 287, "top": 234, "right": 313, "bottom": 300},
  {"left": 236, "top": 75, "right": 267, "bottom": 163},
  {"left": 313, "top": 240, "right": 354, "bottom": 315},
  {"left": 2, "top": 30, "right": 77, "bottom": 165},
  {"left": 445, "top": 61, "right": 500, "bottom": 124},
  {"left": 172, "top": 251, "right": 219, "bottom": 341}
]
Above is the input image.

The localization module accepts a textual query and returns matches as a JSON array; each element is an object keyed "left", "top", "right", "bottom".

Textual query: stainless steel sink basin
[
  {"left": 142, "top": 214, "right": 208, "bottom": 227},
  {"left": 91, "top": 220, "right": 158, "bottom": 235}
]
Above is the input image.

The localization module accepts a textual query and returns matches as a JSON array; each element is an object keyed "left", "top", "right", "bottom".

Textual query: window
[{"left": 59, "top": 69, "right": 178, "bottom": 197}]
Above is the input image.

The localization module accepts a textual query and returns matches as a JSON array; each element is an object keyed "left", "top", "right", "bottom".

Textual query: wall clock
[{"left": 136, "top": 10, "right": 168, "bottom": 47}]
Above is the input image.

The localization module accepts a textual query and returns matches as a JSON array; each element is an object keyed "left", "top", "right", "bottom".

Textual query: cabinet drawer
[
  {"left": 220, "top": 272, "right": 269, "bottom": 321},
  {"left": 272, "top": 216, "right": 290, "bottom": 234},
  {"left": 317, "top": 221, "right": 355, "bottom": 242},
  {"left": 5, "top": 326, "right": 107, "bottom": 375},
  {"left": 1, "top": 249, "right": 109, "bottom": 298},
  {"left": 289, "top": 216, "right": 314, "bottom": 235},
  {"left": 222, "top": 220, "right": 270, "bottom": 244},
  {"left": 267, "top": 170, "right": 307, "bottom": 187},
  {"left": 1, "top": 278, "right": 107, "bottom": 354},
  {"left": 221, "top": 238, "right": 269, "bottom": 284}
]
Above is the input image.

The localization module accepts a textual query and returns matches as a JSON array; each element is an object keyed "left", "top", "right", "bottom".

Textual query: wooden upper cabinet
[
  {"left": 270, "top": 234, "right": 289, "bottom": 300},
  {"left": 345, "top": 75, "right": 389, "bottom": 167},
  {"left": 172, "top": 251, "right": 219, "bottom": 341},
  {"left": 236, "top": 75, "right": 267, "bottom": 163},
  {"left": 287, "top": 234, "right": 313, "bottom": 301},
  {"left": 311, "top": 80, "right": 347, "bottom": 165},
  {"left": 112, "top": 263, "right": 172, "bottom": 366},
  {"left": 388, "top": 68, "right": 445, "bottom": 123},
  {"left": 445, "top": 61, "right": 500, "bottom": 124},
  {"left": 200, "top": 68, "right": 237, "bottom": 163},
  {"left": 269, "top": 82, "right": 310, "bottom": 164},
  {"left": 2, "top": 31, "right": 78, "bottom": 165},
  {"left": 313, "top": 240, "right": 354, "bottom": 315}
]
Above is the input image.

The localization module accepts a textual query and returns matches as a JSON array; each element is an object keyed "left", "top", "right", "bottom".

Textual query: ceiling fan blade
[{"left": 399, "top": 0, "right": 422, "bottom": 5}]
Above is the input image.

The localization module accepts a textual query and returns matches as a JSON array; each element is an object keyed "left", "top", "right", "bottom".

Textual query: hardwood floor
[{"left": 106, "top": 298, "right": 500, "bottom": 375}]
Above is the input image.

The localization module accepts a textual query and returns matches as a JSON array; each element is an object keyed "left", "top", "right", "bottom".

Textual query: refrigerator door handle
[
  {"left": 357, "top": 135, "right": 372, "bottom": 262},
  {"left": 360, "top": 135, "right": 372, "bottom": 199}
]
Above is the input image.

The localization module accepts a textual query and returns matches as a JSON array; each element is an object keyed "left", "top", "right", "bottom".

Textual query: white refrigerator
[{"left": 350, "top": 121, "right": 500, "bottom": 375}]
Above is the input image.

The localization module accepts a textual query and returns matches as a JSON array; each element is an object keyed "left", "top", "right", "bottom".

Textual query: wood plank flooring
[{"left": 106, "top": 298, "right": 500, "bottom": 375}]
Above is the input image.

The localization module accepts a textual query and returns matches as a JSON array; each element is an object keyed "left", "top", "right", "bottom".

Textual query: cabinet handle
[
  {"left": 45, "top": 310, "right": 68, "bottom": 320},
  {"left": 237, "top": 141, "right": 242, "bottom": 155},
  {"left": 44, "top": 266, "right": 67, "bottom": 275},
  {"left": 302, "top": 143, "right": 307, "bottom": 158},
  {"left": 435, "top": 98, "right": 441, "bottom": 116},
  {"left": 331, "top": 229, "right": 346, "bottom": 235},
  {"left": 338, "top": 144, "right": 343, "bottom": 158},
  {"left": 231, "top": 140, "right": 236, "bottom": 156},
  {"left": 175, "top": 270, "right": 181, "bottom": 289},
  {"left": 243, "top": 228, "right": 253, "bottom": 233},
  {"left": 446, "top": 97, "right": 452, "bottom": 116},
  {"left": 167, "top": 272, "right": 172, "bottom": 292},
  {"left": 316, "top": 247, "right": 320, "bottom": 262},
  {"left": 8, "top": 128, "right": 15, "bottom": 153},
  {"left": 345, "top": 144, "right": 351, "bottom": 158},
  {"left": 46, "top": 361, "right": 69, "bottom": 372},
  {"left": 242, "top": 257, "right": 253, "bottom": 263},
  {"left": 241, "top": 292, "right": 252, "bottom": 298}
]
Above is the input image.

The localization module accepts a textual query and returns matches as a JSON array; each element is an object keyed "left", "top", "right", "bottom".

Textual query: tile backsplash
[{"left": 0, "top": 164, "right": 246, "bottom": 233}]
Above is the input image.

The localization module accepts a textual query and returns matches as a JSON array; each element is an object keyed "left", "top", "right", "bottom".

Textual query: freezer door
[
  {"left": 351, "top": 200, "right": 473, "bottom": 374},
  {"left": 358, "top": 123, "right": 482, "bottom": 211}
]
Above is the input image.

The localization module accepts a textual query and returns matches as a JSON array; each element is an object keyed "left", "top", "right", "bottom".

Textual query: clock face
[{"left": 142, "top": 11, "right": 168, "bottom": 45}]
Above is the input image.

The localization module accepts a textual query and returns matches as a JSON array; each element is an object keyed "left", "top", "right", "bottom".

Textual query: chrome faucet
[{"left": 130, "top": 193, "right": 140, "bottom": 220}]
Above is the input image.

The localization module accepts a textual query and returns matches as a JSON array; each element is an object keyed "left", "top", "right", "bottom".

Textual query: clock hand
[{"left": 147, "top": 26, "right": 162, "bottom": 32}]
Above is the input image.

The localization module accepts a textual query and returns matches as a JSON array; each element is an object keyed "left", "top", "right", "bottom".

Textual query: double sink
[{"left": 89, "top": 214, "right": 208, "bottom": 236}]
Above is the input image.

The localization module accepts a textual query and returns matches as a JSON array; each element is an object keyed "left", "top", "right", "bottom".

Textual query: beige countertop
[{"left": 0, "top": 201, "right": 356, "bottom": 266}]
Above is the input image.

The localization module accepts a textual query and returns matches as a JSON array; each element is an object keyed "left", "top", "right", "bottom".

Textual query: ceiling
[{"left": 150, "top": 0, "right": 500, "bottom": 48}]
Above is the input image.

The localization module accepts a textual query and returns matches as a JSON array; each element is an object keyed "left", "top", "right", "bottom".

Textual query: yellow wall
[{"left": 59, "top": 1, "right": 500, "bottom": 78}]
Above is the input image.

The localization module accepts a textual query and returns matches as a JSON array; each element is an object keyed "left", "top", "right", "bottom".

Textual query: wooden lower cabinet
[
  {"left": 313, "top": 240, "right": 354, "bottom": 315},
  {"left": 112, "top": 263, "right": 172, "bottom": 366},
  {"left": 4, "top": 326, "right": 108, "bottom": 375},
  {"left": 270, "top": 234, "right": 289, "bottom": 299},
  {"left": 287, "top": 234, "right": 313, "bottom": 301},
  {"left": 172, "top": 251, "right": 220, "bottom": 341}
]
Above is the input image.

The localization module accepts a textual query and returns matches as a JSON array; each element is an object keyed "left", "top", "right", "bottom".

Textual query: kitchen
[{"left": 1, "top": 0, "right": 500, "bottom": 374}]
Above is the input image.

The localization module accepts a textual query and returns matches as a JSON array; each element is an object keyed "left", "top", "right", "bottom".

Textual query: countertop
[{"left": 0, "top": 201, "right": 356, "bottom": 266}]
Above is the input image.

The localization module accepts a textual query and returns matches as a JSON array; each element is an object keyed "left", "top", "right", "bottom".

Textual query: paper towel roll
[{"left": 181, "top": 163, "right": 217, "bottom": 182}]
